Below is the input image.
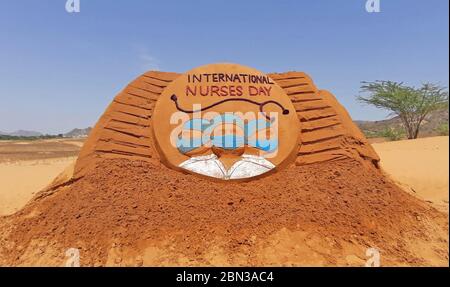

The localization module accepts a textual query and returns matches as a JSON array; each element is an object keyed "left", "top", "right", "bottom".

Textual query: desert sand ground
[
  {"left": 372, "top": 136, "right": 449, "bottom": 213},
  {"left": 0, "top": 137, "right": 447, "bottom": 216},
  {"left": 0, "top": 139, "right": 82, "bottom": 216}
]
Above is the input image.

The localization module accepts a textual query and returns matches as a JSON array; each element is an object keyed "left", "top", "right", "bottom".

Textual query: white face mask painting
[{"left": 179, "top": 154, "right": 275, "bottom": 180}]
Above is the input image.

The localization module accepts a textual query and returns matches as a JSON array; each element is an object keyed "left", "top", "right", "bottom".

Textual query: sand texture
[
  {"left": 373, "top": 136, "right": 449, "bottom": 213},
  {"left": 0, "top": 158, "right": 447, "bottom": 266}
]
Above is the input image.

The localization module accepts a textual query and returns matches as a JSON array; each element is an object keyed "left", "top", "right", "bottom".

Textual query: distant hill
[
  {"left": 0, "top": 127, "right": 92, "bottom": 140},
  {"left": 355, "top": 108, "right": 449, "bottom": 138},
  {"left": 63, "top": 127, "right": 91, "bottom": 138},
  {"left": 0, "top": 130, "right": 43, "bottom": 137}
]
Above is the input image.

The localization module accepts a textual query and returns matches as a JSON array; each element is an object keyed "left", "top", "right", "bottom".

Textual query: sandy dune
[
  {"left": 0, "top": 139, "right": 83, "bottom": 216},
  {"left": 0, "top": 158, "right": 76, "bottom": 216},
  {"left": 372, "top": 136, "right": 449, "bottom": 213}
]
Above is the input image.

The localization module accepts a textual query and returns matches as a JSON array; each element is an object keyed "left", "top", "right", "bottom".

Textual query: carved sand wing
[{"left": 72, "top": 66, "right": 380, "bottom": 181}]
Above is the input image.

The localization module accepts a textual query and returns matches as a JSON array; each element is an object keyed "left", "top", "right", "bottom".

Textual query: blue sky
[{"left": 0, "top": 0, "right": 448, "bottom": 134}]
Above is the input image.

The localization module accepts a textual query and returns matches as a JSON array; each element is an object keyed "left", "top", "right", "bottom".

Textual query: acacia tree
[{"left": 358, "top": 81, "right": 448, "bottom": 139}]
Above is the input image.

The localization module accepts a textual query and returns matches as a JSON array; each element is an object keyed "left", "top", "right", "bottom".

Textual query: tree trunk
[
  {"left": 413, "top": 114, "right": 428, "bottom": 139},
  {"left": 403, "top": 120, "right": 414, "bottom": 140},
  {"left": 413, "top": 126, "right": 420, "bottom": 139},
  {"left": 400, "top": 116, "right": 414, "bottom": 139}
]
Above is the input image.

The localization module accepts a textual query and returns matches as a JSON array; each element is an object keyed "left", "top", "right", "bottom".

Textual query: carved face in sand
[
  {"left": 152, "top": 63, "right": 300, "bottom": 180},
  {"left": 175, "top": 113, "right": 278, "bottom": 179}
]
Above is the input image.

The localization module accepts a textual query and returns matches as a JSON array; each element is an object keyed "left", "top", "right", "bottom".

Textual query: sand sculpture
[
  {"left": 73, "top": 63, "right": 379, "bottom": 181},
  {"left": 0, "top": 63, "right": 447, "bottom": 267}
]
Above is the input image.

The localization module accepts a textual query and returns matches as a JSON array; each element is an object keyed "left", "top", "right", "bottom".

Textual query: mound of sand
[
  {"left": 0, "top": 67, "right": 447, "bottom": 266},
  {"left": 0, "top": 158, "right": 447, "bottom": 266}
]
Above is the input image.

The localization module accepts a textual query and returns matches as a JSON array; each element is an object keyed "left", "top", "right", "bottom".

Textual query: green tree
[{"left": 358, "top": 81, "right": 448, "bottom": 139}]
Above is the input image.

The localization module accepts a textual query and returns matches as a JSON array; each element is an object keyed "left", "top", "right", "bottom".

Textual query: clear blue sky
[{"left": 0, "top": 0, "right": 448, "bottom": 134}]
